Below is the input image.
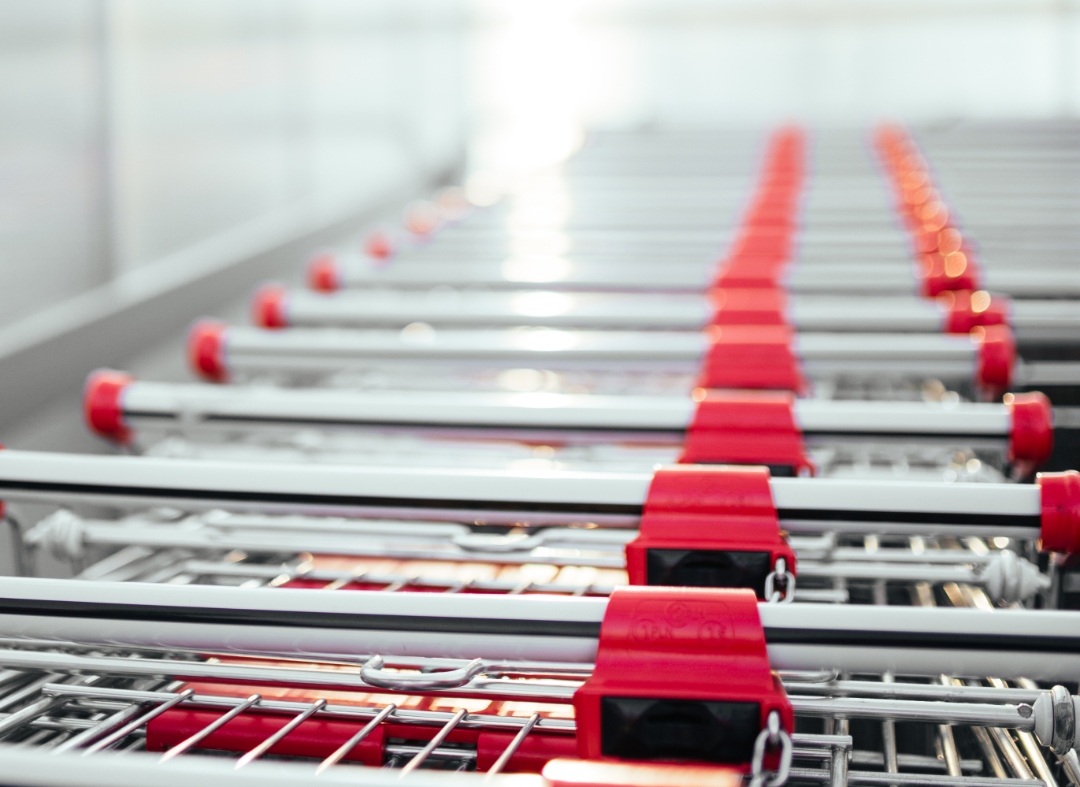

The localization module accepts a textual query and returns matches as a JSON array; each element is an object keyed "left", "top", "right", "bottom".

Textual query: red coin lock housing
[
  {"left": 574, "top": 586, "right": 793, "bottom": 770},
  {"left": 625, "top": 465, "right": 797, "bottom": 601}
]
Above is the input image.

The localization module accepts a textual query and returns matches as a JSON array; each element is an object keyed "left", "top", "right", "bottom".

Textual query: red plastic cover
[
  {"left": 918, "top": 251, "right": 983, "bottom": 297},
  {"left": 625, "top": 465, "right": 797, "bottom": 594},
  {"left": 1037, "top": 470, "right": 1080, "bottom": 555},
  {"left": 972, "top": 325, "right": 1016, "bottom": 397},
  {"left": 1006, "top": 392, "right": 1054, "bottom": 471},
  {"left": 941, "top": 290, "right": 1010, "bottom": 334},
  {"left": 698, "top": 325, "right": 807, "bottom": 394},
  {"left": 83, "top": 369, "right": 134, "bottom": 445},
  {"left": 713, "top": 256, "right": 790, "bottom": 290},
  {"left": 573, "top": 586, "right": 793, "bottom": 766},
  {"left": 680, "top": 390, "right": 812, "bottom": 474},
  {"left": 707, "top": 288, "right": 789, "bottom": 327},
  {"left": 307, "top": 253, "right": 342, "bottom": 292},
  {"left": 250, "top": 283, "right": 289, "bottom": 329},
  {"left": 187, "top": 320, "right": 229, "bottom": 383},
  {"left": 363, "top": 230, "right": 395, "bottom": 260}
]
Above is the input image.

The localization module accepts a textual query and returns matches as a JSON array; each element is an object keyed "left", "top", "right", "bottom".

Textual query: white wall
[
  {"left": 0, "top": 0, "right": 1077, "bottom": 330},
  {"left": 467, "top": 0, "right": 1080, "bottom": 174},
  {"left": 0, "top": 0, "right": 467, "bottom": 328}
]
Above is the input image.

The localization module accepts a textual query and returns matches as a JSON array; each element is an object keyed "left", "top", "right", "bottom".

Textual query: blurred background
[{"left": 0, "top": 0, "right": 1078, "bottom": 439}]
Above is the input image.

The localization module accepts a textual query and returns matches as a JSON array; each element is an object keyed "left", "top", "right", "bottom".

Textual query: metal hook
[{"left": 360, "top": 656, "right": 485, "bottom": 690}]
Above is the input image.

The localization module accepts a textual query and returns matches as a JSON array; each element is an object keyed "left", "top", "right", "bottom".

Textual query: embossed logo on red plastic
[{"left": 631, "top": 601, "right": 732, "bottom": 648}]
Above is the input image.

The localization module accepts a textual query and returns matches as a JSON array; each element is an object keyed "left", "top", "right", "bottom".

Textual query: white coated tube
[
  {"left": 215, "top": 326, "right": 978, "bottom": 380},
  {"left": 0, "top": 450, "right": 1044, "bottom": 525},
  {"left": 334, "top": 258, "right": 711, "bottom": 291},
  {"left": 769, "top": 476, "right": 1041, "bottom": 518},
  {"left": 277, "top": 289, "right": 951, "bottom": 333},
  {"left": 119, "top": 380, "right": 1012, "bottom": 436},
  {"left": 121, "top": 382, "right": 697, "bottom": 431},
  {"left": 0, "top": 577, "right": 1077, "bottom": 681},
  {"left": 284, "top": 289, "right": 713, "bottom": 330}
]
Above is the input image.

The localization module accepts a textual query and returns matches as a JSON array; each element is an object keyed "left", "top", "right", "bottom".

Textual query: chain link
[
  {"left": 748, "top": 710, "right": 793, "bottom": 787},
  {"left": 764, "top": 557, "right": 796, "bottom": 604}
]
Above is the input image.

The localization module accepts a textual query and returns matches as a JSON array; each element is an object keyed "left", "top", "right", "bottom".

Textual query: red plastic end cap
[
  {"left": 918, "top": 251, "right": 983, "bottom": 297},
  {"left": 707, "top": 288, "right": 789, "bottom": 327},
  {"left": 572, "top": 586, "right": 793, "bottom": 765},
  {"left": 307, "top": 253, "right": 342, "bottom": 292},
  {"left": 363, "top": 231, "right": 395, "bottom": 260},
  {"left": 251, "top": 283, "right": 289, "bottom": 329},
  {"left": 1006, "top": 392, "right": 1054, "bottom": 469},
  {"left": 83, "top": 369, "right": 134, "bottom": 445},
  {"left": 542, "top": 759, "right": 743, "bottom": 787},
  {"left": 973, "top": 325, "right": 1016, "bottom": 397},
  {"left": 626, "top": 465, "right": 797, "bottom": 596},
  {"left": 1037, "top": 471, "right": 1080, "bottom": 554},
  {"left": 187, "top": 320, "right": 229, "bottom": 383},
  {"left": 942, "top": 291, "right": 1010, "bottom": 334},
  {"left": 680, "top": 389, "right": 813, "bottom": 474},
  {"left": 698, "top": 325, "right": 807, "bottom": 394}
]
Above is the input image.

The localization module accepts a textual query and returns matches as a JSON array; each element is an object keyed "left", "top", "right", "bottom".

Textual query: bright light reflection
[
  {"left": 511, "top": 290, "right": 574, "bottom": 317},
  {"left": 509, "top": 230, "right": 571, "bottom": 257},
  {"left": 507, "top": 175, "right": 572, "bottom": 231},
  {"left": 497, "top": 368, "right": 569, "bottom": 392},
  {"left": 510, "top": 327, "right": 580, "bottom": 352},
  {"left": 502, "top": 256, "right": 573, "bottom": 283}
]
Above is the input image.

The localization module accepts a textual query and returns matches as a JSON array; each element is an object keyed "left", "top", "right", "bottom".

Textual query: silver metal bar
[
  {"left": 235, "top": 698, "right": 327, "bottom": 768},
  {"left": 485, "top": 712, "right": 540, "bottom": 778},
  {"left": 316, "top": 703, "right": 397, "bottom": 774},
  {"left": 82, "top": 688, "right": 194, "bottom": 754},
  {"left": 159, "top": 694, "right": 262, "bottom": 762},
  {"left": 399, "top": 708, "right": 467, "bottom": 774},
  {"left": 789, "top": 697, "right": 1037, "bottom": 730}
]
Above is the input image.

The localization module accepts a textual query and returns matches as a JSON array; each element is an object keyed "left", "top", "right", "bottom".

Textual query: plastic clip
[
  {"left": 626, "top": 465, "right": 797, "bottom": 600},
  {"left": 573, "top": 586, "right": 793, "bottom": 769}
]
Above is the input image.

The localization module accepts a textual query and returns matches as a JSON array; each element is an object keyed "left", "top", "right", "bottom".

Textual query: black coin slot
[
  {"left": 601, "top": 696, "right": 761, "bottom": 763},
  {"left": 646, "top": 548, "right": 771, "bottom": 597}
]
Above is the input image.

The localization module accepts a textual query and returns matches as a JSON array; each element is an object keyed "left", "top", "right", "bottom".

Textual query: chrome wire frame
[
  {"left": 0, "top": 513, "right": 1066, "bottom": 784},
  {"left": 0, "top": 620, "right": 1067, "bottom": 787},
  {"left": 13, "top": 508, "right": 1052, "bottom": 607}
]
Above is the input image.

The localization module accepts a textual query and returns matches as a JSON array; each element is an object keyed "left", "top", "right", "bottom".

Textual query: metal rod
[
  {"left": 235, "top": 699, "right": 327, "bottom": 769},
  {"left": 399, "top": 707, "right": 467, "bottom": 774},
  {"left": 315, "top": 703, "right": 397, "bottom": 774},
  {"left": 485, "top": 712, "right": 540, "bottom": 777},
  {"left": 83, "top": 689, "right": 194, "bottom": 755},
  {"left": 159, "top": 694, "right": 262, "bottom": 762}
]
